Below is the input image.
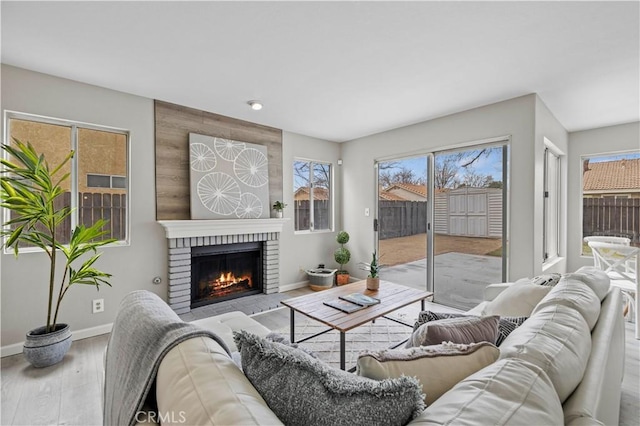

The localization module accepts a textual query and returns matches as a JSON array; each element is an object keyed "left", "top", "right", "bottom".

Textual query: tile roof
[
  {"left": 583, "top": 158, "right": 640, "bottom": 192},
  {"left": 383, "top": 183, "right": 428, "bottom": 197},
  {"left": 294, "top": 186, "right": 329, "bottom": 200}
]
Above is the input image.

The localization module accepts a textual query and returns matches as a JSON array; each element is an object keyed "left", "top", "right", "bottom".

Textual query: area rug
[{"left": 273, "top": 313, "right": 414, "bottom": 370}]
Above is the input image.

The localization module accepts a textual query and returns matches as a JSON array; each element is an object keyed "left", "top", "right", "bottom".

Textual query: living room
[{"left": 1, "top": 1, "right": 639, "bottom": 425}]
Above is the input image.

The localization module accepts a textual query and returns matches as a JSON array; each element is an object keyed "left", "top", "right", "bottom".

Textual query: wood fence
[
  {"left": 51, "top": 192, "right": 127, "bottom": 242},
  {"left": 583, "top": 198, "right": 640, "bottom": 243},
  {"left": 294, "top": 200, "right": 330, "bottom": 231},
  {"left": 379, "top": 201, "right": 428, "bottom": 239}
]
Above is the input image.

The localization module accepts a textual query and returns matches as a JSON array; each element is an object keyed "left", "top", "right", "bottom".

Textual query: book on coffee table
[
  {"left": 339, "top": 293, "right": 381, "bottom": 306},
  {"left": 323, "top": 299, "right": 366, "bottom": 313}
]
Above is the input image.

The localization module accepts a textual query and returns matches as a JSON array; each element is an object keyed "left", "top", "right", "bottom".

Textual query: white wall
[
  {"left": 341, "top": 94, "right": 538, "bottom": 282},
  {"left": 534, "top": 96, "right": 569, "bottom": 274},
  {"left": 280, "top": 131, "right": 342, "bottom": 288},
  {"left": 567, "top": 122, "right": 640, "bottom": 272},
  {"left": 1, "top": 65, "right": 166, "bottom": 349}
]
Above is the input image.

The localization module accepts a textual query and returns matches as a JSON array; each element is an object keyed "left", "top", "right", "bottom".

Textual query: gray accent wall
[
  {"left": 280, "top": 131, "right": 342, "bottom": 286},
  {"left": 1, "top": 65, "right": 166, "bottom": 347},
  {"left": 340, "top": 94, "right": 541, "bottom": 282}
]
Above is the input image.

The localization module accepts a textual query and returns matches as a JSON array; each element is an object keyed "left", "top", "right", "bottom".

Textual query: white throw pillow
[
  {"left": 482, "top": 279, "right": 552, "bottom": 317},
  {"left": 357, "top": 342, "right": 499, "bottom": 405}
]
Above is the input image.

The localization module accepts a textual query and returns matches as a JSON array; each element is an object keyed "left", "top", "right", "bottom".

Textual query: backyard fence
[
  {"left": 294, "top": 200, "right": 330, "bottom": 231},
  {"left": 378, "top": 201, "right": 428, "bottom": 239},
  {"left": 583, "top": 197, "right": 640, "bottom": 244},
  {"left": 51, "top": 192, "right": 127, "bottom": 242}
]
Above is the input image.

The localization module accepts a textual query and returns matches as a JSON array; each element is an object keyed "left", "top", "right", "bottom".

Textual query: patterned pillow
[
  {"left": 234, "top": 331, "right": 425, "bottom": 426},
  {"left": 531, "top": 273, "right": 562, "bottom": 287},
  {"left": 413, "top": 311, "right": 528, "bottom": 346}
]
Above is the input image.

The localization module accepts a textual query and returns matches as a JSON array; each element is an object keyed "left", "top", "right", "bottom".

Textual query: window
[
  {"left": 582, "top": 151, "right": 640, "bottom": 254},
  {"left": 87, "top": 174, "right": 127, "bottom": 189},
  {"left": 293, "top": 159, "right": 332, "bottom": 232},
  {"left": 5, "top": 112, "right": 129, "bottom": 245},
  {"left": 543, "top": 144, "right": 562, "bottom": 262}
]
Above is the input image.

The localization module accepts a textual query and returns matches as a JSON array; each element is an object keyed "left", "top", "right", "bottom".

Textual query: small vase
[
  {"left": 336, "top": 273, "right": 350, "bottom": 286},
  {"left": 366, "top": 277, "right": 380, "bottom": 291},
  {"left": 275, "top": 211, "right": 283, "bottom": 218}
]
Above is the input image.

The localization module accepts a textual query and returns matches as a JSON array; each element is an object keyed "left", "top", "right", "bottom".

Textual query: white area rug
[{"left": 274, "top": 310, "right": 417, "bottom": 370}]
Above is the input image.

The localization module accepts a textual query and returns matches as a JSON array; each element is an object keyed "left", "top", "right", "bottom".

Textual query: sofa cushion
[
  {"left": 234, "top": 331, "right": 425, "bottom": 426},
  {"left": 482, "top": 279, "right": 552, "bottom": 317},
  {"left": 357, "top": 342, "right": 499, "bottom": 405},
  {"left": 157, "top": 336, "right": 283, "bottom": 425},
  {"left": 407, "top": 316, "right": 499, "bottom": 347},
  {"left": 413, "top": 311, "right": 528, "bottom": 346},
  {"left": 532, "top": 277, "right": 601, "bottom": 330},
  {"left": 499, "top": 304, "right": 592, "bottom": 402},
  {"left": 569, "top": 266, "right": 611, "bottom": 301},
  {"left": 411, "top": 358, "right": 564, "bottom": 425},
  {"left": 191, "top": 311, "right": 270, "bottom": 351}
]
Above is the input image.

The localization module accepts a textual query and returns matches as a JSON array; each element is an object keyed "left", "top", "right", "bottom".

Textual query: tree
[{"left": 379, "top": 167, "right": 425, "bottom": 187}]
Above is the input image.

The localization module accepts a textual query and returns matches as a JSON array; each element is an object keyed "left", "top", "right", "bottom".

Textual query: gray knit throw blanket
[{"left": 103, "top": 290, "right": 230, "bottom": 426}]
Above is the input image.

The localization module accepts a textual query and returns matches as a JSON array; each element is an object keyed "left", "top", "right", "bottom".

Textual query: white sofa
[{"left": 145, "top": 268, "right": 625, "bottom": 425}]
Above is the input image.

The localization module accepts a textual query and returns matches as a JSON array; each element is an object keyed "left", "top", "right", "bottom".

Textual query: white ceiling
[{"left": 1, "top": 1, "right": 638, "bottom": 142}]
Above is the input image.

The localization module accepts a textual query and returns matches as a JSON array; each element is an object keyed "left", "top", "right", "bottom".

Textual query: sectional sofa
[{"left": 107, "top": 267, "right": 625, "bottom": 425}]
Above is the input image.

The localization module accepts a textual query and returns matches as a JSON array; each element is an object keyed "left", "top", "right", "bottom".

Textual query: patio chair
[
  {"left": 587, "top": 241, "right": 639, "bottom": 339},
  {"left": 584, "top": 236, "right": 631, "bottom": 245}
]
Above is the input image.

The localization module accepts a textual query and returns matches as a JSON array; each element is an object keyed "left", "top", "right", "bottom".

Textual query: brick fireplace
[{"left": 158, "top": 219, "right": 287, "bottom": 314}]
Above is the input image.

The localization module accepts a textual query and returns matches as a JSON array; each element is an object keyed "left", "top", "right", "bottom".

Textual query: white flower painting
[{"left": 189, "top": 133, "right": 270, "bottom": 219}]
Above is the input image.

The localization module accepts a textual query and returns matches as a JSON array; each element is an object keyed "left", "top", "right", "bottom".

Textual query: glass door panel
[
  {"left": 376, "top": 156, "right": 429, "bottom": 291},
  {"left": 432, "top": 145, "right": 507, "bottom": 310}
]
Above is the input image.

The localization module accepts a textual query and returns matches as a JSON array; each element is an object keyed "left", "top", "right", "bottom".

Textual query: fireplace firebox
[{"left": 191, "top": 242, "right": 263, "bottom": 308}]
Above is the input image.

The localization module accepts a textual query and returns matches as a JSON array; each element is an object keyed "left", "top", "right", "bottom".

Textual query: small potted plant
[
  {"left": 334, "top": 231, "right": 351, "bottom": 285},
  {"left": 272, "top": 201, "right": 287, "bottom": 218},
  {"left": 1, "top": 139, "right": 115, "bottom": 368},
  {"left": 360, "top": 250, "right": 381, "bottom": 290}
]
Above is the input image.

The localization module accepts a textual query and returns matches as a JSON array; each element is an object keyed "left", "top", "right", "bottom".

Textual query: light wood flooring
[{"left": 1, "top": 297, "right": 638, "bottom": 425}]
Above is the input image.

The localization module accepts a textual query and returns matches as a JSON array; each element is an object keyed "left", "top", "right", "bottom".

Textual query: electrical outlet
[{"left": 92, "top": 299, "right": 104, "bottom": 314}]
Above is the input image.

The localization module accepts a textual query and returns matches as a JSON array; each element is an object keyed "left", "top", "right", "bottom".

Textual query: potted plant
[
  {"left": 272, "top": 200, "right": 287, "bottom": 218},
  {"left": 0, "top": 139, "right": 115, "bottom": 368},
  {"left": 360, "top": 250, "right": 381, "bottom": 290},
  {"left": 334, "top": 230, "right": 351, "bottom": 285}
]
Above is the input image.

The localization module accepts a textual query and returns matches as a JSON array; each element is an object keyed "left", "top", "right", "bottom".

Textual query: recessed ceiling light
[{"left": 248, "top": 100, "right": 263, "bottom": 110}]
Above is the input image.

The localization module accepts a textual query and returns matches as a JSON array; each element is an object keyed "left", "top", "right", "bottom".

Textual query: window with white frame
[
  {"left": 543, "top": 144, "right": 562, "bottom": 262},
  {"left": 293, "top": 159, "right": 332, "bottom": 232},
  {"left": 5, "top": 112, "right": 129, "bottom": 245},
  {"left": 581, "top": 150, "right": 640, "bottom": 254}
]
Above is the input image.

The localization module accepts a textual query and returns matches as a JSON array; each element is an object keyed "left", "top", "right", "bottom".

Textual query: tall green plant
[{"left": 0, "top": 139, "right": 116, "bottom": 333}]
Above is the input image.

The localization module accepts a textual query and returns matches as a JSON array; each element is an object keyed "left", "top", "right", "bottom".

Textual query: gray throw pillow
[
  {"left": 234, "top": 331, "right": 425, "bottom": 426},
  {"left": 407, "top": 315, "right": 499, "bottom": 348},
  {"left": 413, "top": 311, "right": 527, "bottom": 346}
]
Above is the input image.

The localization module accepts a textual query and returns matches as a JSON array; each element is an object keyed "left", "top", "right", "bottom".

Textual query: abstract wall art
[{"left": 189, "top": 133, "right": 270, "bottom": 219}]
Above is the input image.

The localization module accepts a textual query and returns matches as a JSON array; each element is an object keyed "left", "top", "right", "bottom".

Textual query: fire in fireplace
[{"left": 191, "top": 242, "right": 263, "bottom": 308}]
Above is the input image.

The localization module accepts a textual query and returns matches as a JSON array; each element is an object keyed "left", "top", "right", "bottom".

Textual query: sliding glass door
[{"left": 375, "top": 141, "right": 508, "bottom": 310}]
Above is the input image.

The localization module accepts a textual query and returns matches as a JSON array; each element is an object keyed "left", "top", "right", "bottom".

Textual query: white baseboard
[
  {"left": 1, "top": 322, "right": 113, "bottom": 358},
  {"left": 279, "top": 281, "right": 309, "bottom": 292}
]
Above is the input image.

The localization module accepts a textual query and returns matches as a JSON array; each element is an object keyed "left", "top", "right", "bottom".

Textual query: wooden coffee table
[{"left": 280, "top": 280, "right": 433, "bottom": 370}]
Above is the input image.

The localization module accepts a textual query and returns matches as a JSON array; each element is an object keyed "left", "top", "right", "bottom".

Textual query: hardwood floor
[{"left": 1, "top": 299, "right": 638, "bottom": 425}]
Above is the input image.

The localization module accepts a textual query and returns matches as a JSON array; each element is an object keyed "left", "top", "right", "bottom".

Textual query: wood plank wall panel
[{"left": 155, "top": 100, "right": 283, "bottom": 220}]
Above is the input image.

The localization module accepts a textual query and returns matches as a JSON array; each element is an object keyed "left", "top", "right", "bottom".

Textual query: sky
[{"left": 381, "top": 146, "right": 505, "bottom": 183}]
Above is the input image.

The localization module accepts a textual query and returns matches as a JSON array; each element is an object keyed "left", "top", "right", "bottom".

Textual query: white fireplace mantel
[{"left": 158, "top": 218, "right": 289, "bottom": 239}]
